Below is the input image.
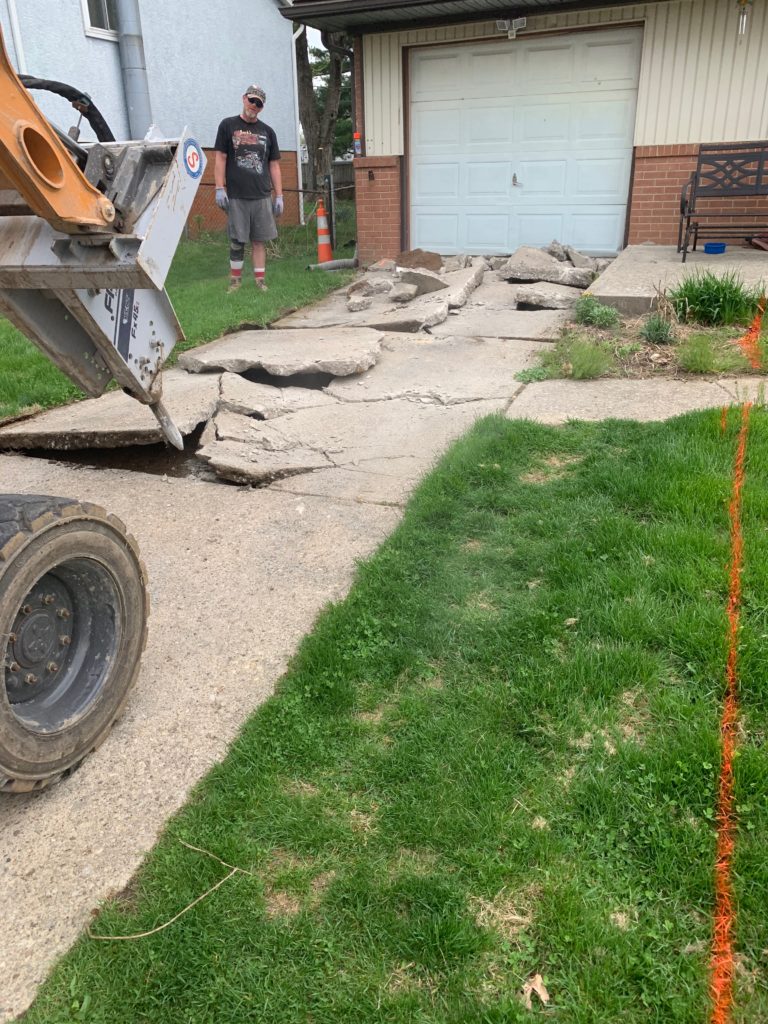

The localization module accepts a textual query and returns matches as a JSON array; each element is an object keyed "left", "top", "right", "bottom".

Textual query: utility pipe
[
  {"left": 292, "top": 23, "right": 306, "bottom": 225},
  {"left": 6, "top": 0, "right": 27, "bottom": 73},
  {"left": 114, "top": 0, "right": 152, "bottom": 139}
]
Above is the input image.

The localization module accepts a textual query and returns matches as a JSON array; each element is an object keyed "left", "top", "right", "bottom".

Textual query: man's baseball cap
[{"left": 245, "top": 85, "right": 266, "bottom": 102}]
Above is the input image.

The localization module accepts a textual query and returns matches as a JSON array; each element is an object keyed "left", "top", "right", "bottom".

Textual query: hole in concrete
[
  {"left": 241, "top": 367, "right": 334, "bottom": 390},
  {"left": 516, "top": 303, "right": 549, "bottom": 311},
  {"left": 15, "top": 424, "right": 212, "bottom": 479}
]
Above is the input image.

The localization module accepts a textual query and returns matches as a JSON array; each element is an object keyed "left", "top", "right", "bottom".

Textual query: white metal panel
[
  {"left": 409, "top": 28, "right": 642, "bottom": 254},
  {"left": 363, "top": 0, "right": 768, "bottom": 155}
]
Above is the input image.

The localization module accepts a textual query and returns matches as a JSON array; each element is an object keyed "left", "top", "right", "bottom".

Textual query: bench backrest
[{"left": 694, "top": 141, "right": 768, "bottom": 198}]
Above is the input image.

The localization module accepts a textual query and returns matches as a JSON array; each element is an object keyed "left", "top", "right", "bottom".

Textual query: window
[{"left": 84, "top": 0, "right": 119, "bottom": 37}]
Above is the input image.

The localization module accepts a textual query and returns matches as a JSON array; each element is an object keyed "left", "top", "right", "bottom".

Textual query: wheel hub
[{"left": 5, "top": 578, "right": 73, "bottom": 704}]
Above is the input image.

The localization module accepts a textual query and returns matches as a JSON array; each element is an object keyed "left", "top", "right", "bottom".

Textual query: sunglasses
[{"left": 246, "top": 96, "right": 264, "bottom": 108}]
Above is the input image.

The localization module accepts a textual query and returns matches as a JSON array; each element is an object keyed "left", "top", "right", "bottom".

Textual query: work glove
[
  {"left": 215, "top": 188, "right": 229, "bottom": 211},
  {"left": 273, "top": 195, "right": 284, "bottom": 218}
]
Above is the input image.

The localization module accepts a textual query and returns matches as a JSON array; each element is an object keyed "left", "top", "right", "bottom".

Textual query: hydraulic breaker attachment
[{"left": 0, "top": 27, "right": 206, "bottom": 448}]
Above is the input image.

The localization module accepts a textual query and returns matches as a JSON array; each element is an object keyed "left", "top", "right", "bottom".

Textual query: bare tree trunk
[{"left": 295, "top": 30, "right": 346, "bottom": 195}]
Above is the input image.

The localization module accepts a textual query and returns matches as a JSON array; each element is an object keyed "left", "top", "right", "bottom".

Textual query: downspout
[
  {"left": 292, "top": 23, "right": 306, "bottom": 225},
  {"left": 114, "top": 0, "right": 152, "bottom": 139},
  {"left": 6, "top": 0, "right": 27, "bottom": 73}
]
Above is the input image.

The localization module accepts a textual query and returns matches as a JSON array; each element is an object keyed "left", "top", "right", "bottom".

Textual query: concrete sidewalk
[{"left": 2, "top": 260, "right": 767, "bottom": 1022}]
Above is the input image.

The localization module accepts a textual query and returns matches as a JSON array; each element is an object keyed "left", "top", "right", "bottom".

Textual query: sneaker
[
  {"left": 227, "top": 278, "right": 241, "bottom": 294},
  {"left": 254, "top": 279, "right": 268, "bottom": 292}
]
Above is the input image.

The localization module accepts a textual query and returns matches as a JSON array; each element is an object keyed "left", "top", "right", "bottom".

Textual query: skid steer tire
[{"left": 0, "top": 495, "right": 148, "bottom": 793}]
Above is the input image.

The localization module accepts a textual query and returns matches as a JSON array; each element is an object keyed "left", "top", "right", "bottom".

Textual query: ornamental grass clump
[{"left": 668, "top": 271, "right": 762, "bottom": 326}]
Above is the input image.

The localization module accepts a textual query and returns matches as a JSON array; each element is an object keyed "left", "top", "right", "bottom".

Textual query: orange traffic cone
[{"left": 316, "top": 200, "right": 333, "bottom": 264}]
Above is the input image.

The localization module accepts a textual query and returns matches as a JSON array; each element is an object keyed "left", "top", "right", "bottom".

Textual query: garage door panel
[
  {"left": 413, "top": 213, "right": 460, "bottom": 250},
  {"left": 414, "top": 163, "right": 460, "bottom": 198},
  {"left": 467, "top": 163, "right": 512, "bottom": 198},
  {"left": 466, "top": 213, "right": 510, "bottom": 248},
  {"left": 410, "top": 28, "right": 642, "bottom": 255},
  {"left": 466, "top": 107, "right": 514, "bottom": 146},
  {"left": 517, "top": 213, "right": 566, "bottom": 248},
  {"left": 516, "top": 160, "right": 567, "bottom": 196},
  {"left": 519, "top": 104, "right": 572, "bottom": 143},
  {"left": 574, "top": 157, "right": 629, "bottom": 197},
  {"left": 411, "top": 53, "right": 464, "bottom": 100}
]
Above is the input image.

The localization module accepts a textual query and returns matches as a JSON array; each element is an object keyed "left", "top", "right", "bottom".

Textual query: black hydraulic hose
[{"left": 19, "top": 75, "right": 116, "bottom": 142}]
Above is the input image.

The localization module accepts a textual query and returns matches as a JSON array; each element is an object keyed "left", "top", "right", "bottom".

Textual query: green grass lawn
[
  {"left": 24, "top": 410, "right": 768, "bottom": 1023},
  {"left": 0, "top": 206, "right": 356, "bottom": 422}
]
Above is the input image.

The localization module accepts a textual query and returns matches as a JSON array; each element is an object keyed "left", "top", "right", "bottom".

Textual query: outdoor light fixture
[
  {"left": 495, "top": 18, "right": 510, "bottom": 31},
  {"left": 508, "top": 17, "right": 527, "bottom": 38},
  {"left": 737, "top": 0, "right": 753, "bottom": 36}
]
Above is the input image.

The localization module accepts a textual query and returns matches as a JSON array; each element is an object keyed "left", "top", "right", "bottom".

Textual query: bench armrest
[{"left": 680, "top": 173, "right": 696, "bottom": 216}]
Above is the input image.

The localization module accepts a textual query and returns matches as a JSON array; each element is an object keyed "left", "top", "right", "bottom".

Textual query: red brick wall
[
  {"left": 354, "top": 155, "right": 402, "bottom": 264},
  {"left": 187, "top": 149, "right": 300, "bottom": 237},
  {"left": 627, "top": 143, "right": 768, "bottom": 246}
]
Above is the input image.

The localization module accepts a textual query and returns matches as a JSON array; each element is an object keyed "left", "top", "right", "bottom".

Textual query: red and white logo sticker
[{"left": 183, "top": 139, "right": 203, "bottom": 179}]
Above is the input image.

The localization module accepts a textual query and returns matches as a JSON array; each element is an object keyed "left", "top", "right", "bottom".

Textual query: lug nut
[
  {"left": 24, "top": 673, "right": 38, "bottom": 686},
  {"left": 47, "top": 661, "right": 59, "bottom": 673},
  {"left": 57, "top": 608, "right": 71, "bottom": 620},
  {"left": 43, "top": 594, "right": 55, "bottom": 605},
  {"left": 9, "top": 661, "right": 19, "bottom": 672},
  {"left": 59, "top": 635, "right": 71, "bottom": 646},
  {"left": 21, "top": 604, "right": 32, "bottom": 615}
]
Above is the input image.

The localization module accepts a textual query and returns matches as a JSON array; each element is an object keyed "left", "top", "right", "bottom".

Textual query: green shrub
[
  {"left": 640, "top": 313, "right": 676, "bottom": 345},
  {"left": 668, "top": 271, "right": 762, "bottom": 326},
  {"left": 574, "top": 294, "right": 620, "bottom": 329}
]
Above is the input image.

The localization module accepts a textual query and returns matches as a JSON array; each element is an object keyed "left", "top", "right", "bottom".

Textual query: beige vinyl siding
[{"left": 362, "top": 0, "right": 768, "bottom": 154}]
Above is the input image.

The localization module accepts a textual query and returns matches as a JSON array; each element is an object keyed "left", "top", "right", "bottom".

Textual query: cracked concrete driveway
[{"left": 1, "top": 261, "right": 762, "bottom": 1021}]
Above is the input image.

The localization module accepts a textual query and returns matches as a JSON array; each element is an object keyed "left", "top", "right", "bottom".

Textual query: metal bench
[{"left": 678, "top": 141, "right": 768, "bottom": 262}]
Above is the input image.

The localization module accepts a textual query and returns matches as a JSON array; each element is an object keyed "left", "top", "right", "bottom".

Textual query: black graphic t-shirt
[{"left": 214, "top": 116, "right": 281, "bottom": 199}]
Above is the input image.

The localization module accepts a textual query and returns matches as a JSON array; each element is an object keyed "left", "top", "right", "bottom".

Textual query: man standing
[{"left": 214, "top": 85, "right": 284, "bottom": 292}]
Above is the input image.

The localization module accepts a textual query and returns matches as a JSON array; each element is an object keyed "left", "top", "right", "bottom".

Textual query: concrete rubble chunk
[
  {"left": 178, "top": 327, "right": 383, "bottom": 378},
  {"left": 219, "top": 374, "right": 337, "bottom": 418},
  {"left": 0, "top": 369, "right": 220, "bottom": 450},
  {"left": 368, "top": 258, "right": 396, "bottom": 273},
  {"left": 546, "top": 240, "right": 570, "bottom": 262},
  {"left": 347, "top": 294, "right": 373, "bottom": 312},
  {"left": 443, "top": 253, "right": 471, "bottom": 272},
  {"left": 595, "top": 258, "right": 614, "bottom": 274},
  {"left": 197, "top": 436, "right": 332, "bottom": 484},
  {"left": 369, "top": 277, "right": 393, "bottom": 294},
  {"left": 395, "top": 248, "right": 443, "bottom": 272},
  {"left": 390, "top": 282, "right": 420, "bottom": 304},
  {"left": 559, "top": 266, "right": 595, "bottom": 289},
  {"left": 346, "top": 278, "right": 374, "bottom": 297},
  {"left": 489, "top": 256, "right": 512, "bottom": 270},
  {"left": 366, "top": 296, "right": 449, "bottom": 333},
  {"left": 516, "top": 282, "right": 584, "bottom": 310},
  {"left": 396, "top": 267, "right": 449, "bottom": 296},
  {"left": 326, "top": 333, "right": 548, "bottom": 405},
  {"left": 565, "top": 246, "right": 598, "bottom": 271},
  {"left": 443, "top": 263, "right": 485, "bottom": 309},
  {"left": 497, "top": 246, "right": 565, "bottom": 283}
]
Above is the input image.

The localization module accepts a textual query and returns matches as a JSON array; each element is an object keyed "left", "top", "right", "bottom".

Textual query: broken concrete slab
[
  {"left": 558, "top": 266, "right": 595, "bottom": 289},
  {"left": 506, "top": 377, "right": 740, "bottom": 425},
  {"left": 397, "top": 267, "right": 448, "bottom": 296},
  {"left": 443, "top": 254, "right": 471, "bottom": 272},
  {"left": 565, "top": 247, "right": 597, "bottom": 271},
  {"left": 0, "top": 369, "right": 220, "bottom": 450},
  {"left": 347, "top": 294, "right": 373, "bottom": 313},
  {"left": 365, "top": 296, "right": 450, "bottom": 333},
  {"left": 516, "top": 282, "right": 583, "bottom": 310},
  {"left": 326, "top": 334, "right": 544, "bottom": 405},
  {"left": 219, "top": 374, "right": 337, "bottom": 418},
  {"left": 369, "top": 277, "right": 393, "bottom": 294},
  {"left": 347, "top": 278, "right": 374, "bottom": 297},
  {"left": 271, "top": 457, "right": 431, "bottom": 506},
  {"left": 429, "top": 307, "right": 566, "bottom": 341},
  {"left": 443, "top": 263, "right": 485, "bottom": 308},
  {"left": 204, "top": 398, "right": 502, "bottom": 490},
  {"left": 546, "top": 240, "right": 569, "bottom": 262},
  {"left": 178, "top": 327, "right": 383, "bottom": 377},
  {"left": 369, "top": 258, "right": 396, "bottom": 273},
  {"left": 497, "top": 246, "right": 563, "bottom": 283},
  {"left": 395, "top": 248, "right": 443, "bottom": 272},
  {"left": 273, "top": 289, "right": 448, "bottom": 333},
  {"left": 390, "top": 282, "right": 420, "bottom": 304}
]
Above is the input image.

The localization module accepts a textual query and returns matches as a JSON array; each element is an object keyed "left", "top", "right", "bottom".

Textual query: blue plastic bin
[{"left": 703, "top": 242, "right": 727, "bottom": 254}]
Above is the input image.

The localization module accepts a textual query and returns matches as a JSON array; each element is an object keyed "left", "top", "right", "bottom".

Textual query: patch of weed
[
  {"left": 641, "top": 312, "right": 676, "bottom": 345},
  {"left": 514, "top": 366, "right": 551, "bottom": 384},
  {"left": 574, "top": 294, "right": 621, "bottom": 329},
  {"left": 668, "top": 271, "right": 762, "bottom": 326},
  {"left": 541, "top": 331, "right": 615, "bottom": 379},
  {"left": 677, "top": 331, "right": 751, "bottom": 374}
]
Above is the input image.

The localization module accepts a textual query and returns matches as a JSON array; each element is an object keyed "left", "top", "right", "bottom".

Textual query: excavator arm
[{"left": 0, "top": 26, "right": 205, "bottom": 448}]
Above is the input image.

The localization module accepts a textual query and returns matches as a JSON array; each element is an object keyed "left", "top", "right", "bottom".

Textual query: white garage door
[{"left": 409, "top": 28, "right": 643, "bottom": 255}]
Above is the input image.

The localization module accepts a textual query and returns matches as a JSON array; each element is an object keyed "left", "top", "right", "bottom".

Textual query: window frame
[{"left": 80, "top": 0, "right": 119, "bottom": 41}]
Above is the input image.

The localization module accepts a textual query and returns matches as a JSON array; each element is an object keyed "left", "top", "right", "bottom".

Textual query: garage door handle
[{"left": 512, "top": 173, "right": 522, "bottom": 187}]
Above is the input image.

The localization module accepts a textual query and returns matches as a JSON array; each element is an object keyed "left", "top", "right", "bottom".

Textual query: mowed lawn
[
  {"left": 0, "top": 211, "right": 355, "bottom": 423},
  {"left": 23, "top": 410, "right": 768, "bottom": 1023}
]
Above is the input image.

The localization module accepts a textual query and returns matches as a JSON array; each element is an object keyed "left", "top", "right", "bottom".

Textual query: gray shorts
[{"left": 227, "top": 197, "right": 277, "bottom": 244}]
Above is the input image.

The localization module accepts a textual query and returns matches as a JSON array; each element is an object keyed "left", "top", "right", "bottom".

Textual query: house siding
[{"left": 362, "top": 0, "right": 768, "bottom": 155}]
